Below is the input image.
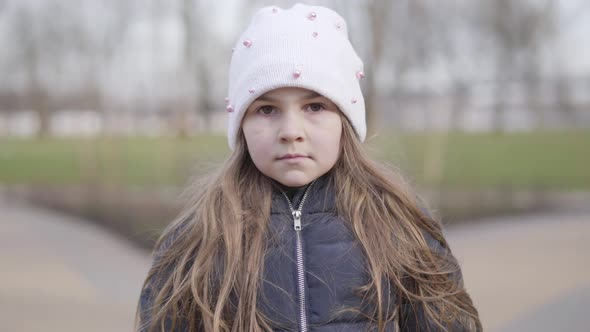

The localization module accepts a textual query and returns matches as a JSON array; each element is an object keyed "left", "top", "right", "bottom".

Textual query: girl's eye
[
  {"left": 257, "top": 105, "right": 275, "bottom": 115},
  {"left": 307, "top": 103, "right": 326, "bottom": 112}
]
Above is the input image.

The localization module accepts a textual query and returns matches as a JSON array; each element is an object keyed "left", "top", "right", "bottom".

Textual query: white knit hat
[{"left": 225, "top": 3, "right": 366, "bottom": 150}]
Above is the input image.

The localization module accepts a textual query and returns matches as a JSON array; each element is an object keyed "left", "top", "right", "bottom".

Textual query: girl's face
[{"left": 242, "top": 87, "right": 342, "bottom": 187}]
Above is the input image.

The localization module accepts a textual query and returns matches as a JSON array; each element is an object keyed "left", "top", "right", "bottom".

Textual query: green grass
[
  {"left": 0, "top": 135, "right": 229, "bottom": 187},
  {"left": 370, "top": 131, "right": 590, "bottom": 189},
  {"left": 1, "top": 131, "right": 589, "bottom": 189}
]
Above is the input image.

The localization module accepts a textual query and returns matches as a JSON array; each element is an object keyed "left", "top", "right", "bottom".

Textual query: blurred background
[{"left": 0, "top": 0, "right": 588, "bottom": 331}]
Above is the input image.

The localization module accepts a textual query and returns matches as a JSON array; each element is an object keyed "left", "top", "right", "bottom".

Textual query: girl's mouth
[{"left": 278, "top": 154, "right": 309, "bottom": 160}]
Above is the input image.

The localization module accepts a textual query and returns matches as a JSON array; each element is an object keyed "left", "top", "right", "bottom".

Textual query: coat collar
[{"left": 270, "top": 171, "right": 336, "bottom": 215}]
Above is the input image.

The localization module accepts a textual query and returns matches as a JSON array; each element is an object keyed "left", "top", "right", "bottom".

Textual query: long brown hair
[{"left": 136, "top": 116, "right": 481, "bottom": 331}]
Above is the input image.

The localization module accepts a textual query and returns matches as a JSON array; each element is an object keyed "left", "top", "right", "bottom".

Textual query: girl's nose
[{"left": 278, "top": 111, "right": 304, "bottom": 143}]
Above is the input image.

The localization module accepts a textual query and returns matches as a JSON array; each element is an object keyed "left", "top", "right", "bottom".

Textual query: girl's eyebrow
[{"left": 255, "top": 91, "right": 321, "bottom": 103}]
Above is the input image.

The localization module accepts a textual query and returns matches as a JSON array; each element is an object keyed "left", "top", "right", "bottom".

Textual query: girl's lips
[{"left": 278, "top": 154, "right": 309, "bottom": 160}]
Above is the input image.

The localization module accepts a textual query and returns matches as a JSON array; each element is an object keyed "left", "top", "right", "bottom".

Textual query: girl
[{"left": 137, "top": 3, "right": 481, "bottom": 331}]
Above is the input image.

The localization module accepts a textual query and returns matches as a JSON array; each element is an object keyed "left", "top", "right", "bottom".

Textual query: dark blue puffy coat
[{"left": 139, "top": 173, "right": 468, "bottom": 331}]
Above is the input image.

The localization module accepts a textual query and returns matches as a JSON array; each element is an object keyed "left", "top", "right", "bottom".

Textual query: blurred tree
[
  {"left": 13, "top": 4, "right": 51, "bottom": 136},
  {"left": 476, "top": 0, "right": 557, "bottom": 132},
  {"left": 336, "top": 0, "right": 441, "bottom": 136},
  {"left": 0, "top": 0, "right": 585, "bottom": 138},
  {"left": 554, "top": 76, "right": 576, "bottom": 127},
  {"left": 178, "top": 0, "right": 224, "bottom": 137},
  {"left": 358, "top": 0, "right": 391, "bottom": 137},
  {"left": 5, "top": 0, "right": 132, "bottom": 136}
]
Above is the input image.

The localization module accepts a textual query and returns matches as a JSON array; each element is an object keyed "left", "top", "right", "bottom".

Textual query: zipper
[{"left": 279, "top": 179, "right": 316, "bottom": 332}]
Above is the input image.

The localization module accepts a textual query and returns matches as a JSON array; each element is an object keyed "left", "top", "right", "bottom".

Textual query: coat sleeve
[
  {"left": 137, "top": 225, "right": 190, "bottom": 332},
  {"left": 137, "top": 276, "right": 157, "bottom": 332},
  {"left": 398, "top": 230, "right": 475, "bottom": 332}
]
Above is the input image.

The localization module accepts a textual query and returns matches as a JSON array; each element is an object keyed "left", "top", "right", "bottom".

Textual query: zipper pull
[{"left": 292, "top": 210, "right": 302, "bottom": 230}]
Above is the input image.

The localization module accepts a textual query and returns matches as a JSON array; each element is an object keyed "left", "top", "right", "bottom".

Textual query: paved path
[
  {"left": 1, "top": 200, "right": 589, "bottom": 331},
  {"left": 0, "top": 200, "right": 152, "bottom": 332},
  {"left": 446, "top": 211, "right": 590, "bottom": 331}
]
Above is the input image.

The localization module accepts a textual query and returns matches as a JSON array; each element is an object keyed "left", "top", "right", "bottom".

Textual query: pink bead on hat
[{"left": 226, "top": 3, "right": 366, "bottom": 150}]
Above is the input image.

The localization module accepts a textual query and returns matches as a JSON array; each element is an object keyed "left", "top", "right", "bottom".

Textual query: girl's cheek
[
  {"left": 312, "top": 111, "right": 341, "bottom": 128},
  {"left": 245, "top": 115, "right": 269, "bottom": 129},
  {"left": 307, "top": 112, "right": 327, "bottom": 124}
]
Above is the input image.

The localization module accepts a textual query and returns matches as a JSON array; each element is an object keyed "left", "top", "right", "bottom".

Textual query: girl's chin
[
  {"left": 278, "top": 179, "right": 311, "bottom": 188},
  {"left": 273, "top": 174, "right": 315, "bottom": 188}
]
